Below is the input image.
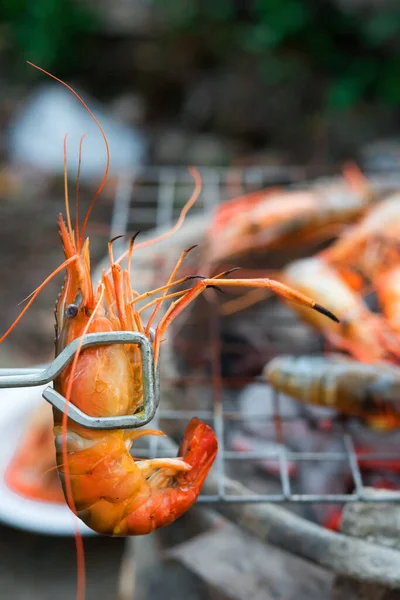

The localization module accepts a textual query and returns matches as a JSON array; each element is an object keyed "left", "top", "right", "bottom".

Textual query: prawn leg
[{"left": 153, "top": 275, "right": 339, "bottom": 363}]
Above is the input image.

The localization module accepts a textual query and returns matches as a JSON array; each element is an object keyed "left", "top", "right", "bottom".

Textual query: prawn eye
[{"left": 66, "top": 304, "right": 79, "bottom": 318}]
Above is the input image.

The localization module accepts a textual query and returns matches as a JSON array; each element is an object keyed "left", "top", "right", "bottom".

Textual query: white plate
[{"left": 0, "top": 385, "right": 96, "bottom": 536}]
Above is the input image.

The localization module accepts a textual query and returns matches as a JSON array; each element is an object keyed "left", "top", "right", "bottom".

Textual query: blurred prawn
[
  {"left": 281, "top": 256, "right": 400, "bottom": 363},
  {"left": 265, "top": 354, "right": 400, "bottom": 430},
  {"left": 5, "top": 402, "right": 65, "bottom": 503},
  {"left": 322, "top": 193, "right": 400, "bottom": 333},
  {"left": 322, "top": 193, "right": 400, "bottom": 275},
  {"left": 207, "top": 163, "right": 373, "bottom": 264}
]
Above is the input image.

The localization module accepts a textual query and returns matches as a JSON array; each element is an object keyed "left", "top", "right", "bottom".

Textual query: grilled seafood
[
  {"left": 0, "top": 64, "right": 338, "bottom": 539},
  {"left": 322, "top": 193, "right": 400, "bottom": 277},
  {"left": 282, "top": 257, "right": 400, "bottom": 363},
  {"left": 207, "top": 164, "right": 372, "bottom": 264},
  {"left": 375, "top": 264, "right": 400, "bottom": 332},
  {"left": 321, "top": 193, "right": 400, "bottom": 333},
  {"left": 265, "top": 354, "right": 400, "bottom": 430}
]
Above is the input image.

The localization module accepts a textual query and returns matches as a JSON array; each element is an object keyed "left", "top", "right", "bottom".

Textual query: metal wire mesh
[
  {"left": 111, "top": 166, "right": 400, "bottom": 505},
  {"left": 110, "top": 165, "right": 306, "bottom": 237}
]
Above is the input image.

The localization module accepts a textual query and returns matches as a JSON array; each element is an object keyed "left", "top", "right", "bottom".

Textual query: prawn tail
[
  {"left": 176, "top": 418, "right": 218, "bottom": 490},
  {"left": 122, "top": 419, "right": 217, "bottom": 536}
]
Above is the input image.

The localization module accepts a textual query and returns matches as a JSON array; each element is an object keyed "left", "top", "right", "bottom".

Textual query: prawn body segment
[
  {"left": 54, "top": 418, "right": 216, "bottom": 535},
  {"left": 282, "top": 257, "right": 400, "bottom": 363},
  {"left": 265, "top": 354, "right": 400, "bottom": 430},
  {"left": 208, "top": 169, "right": 372, "bottom": 263}
]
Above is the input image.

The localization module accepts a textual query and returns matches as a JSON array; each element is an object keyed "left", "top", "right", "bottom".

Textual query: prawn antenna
[
  {"left": 113, "top": 167, "right": 202, "bottom": 269},
  {"left": 108, "top": 235, "right": 125, "bottom": 268},
  {"left": 0, "top": 256, "right": 79, "bottom": 344},
  {"left": 26, "top": 62, "right": 110, "bottom": 252},
  {"left": 314, "top": 303, "right": 340, "bottom": 323},
  {"left": 63, "top": 134, "right": 73, "bottom": 239},
  {"left": 75, "top": 134, "right": 87, "bottom": 245},
  {"left": 127, "top": 231, "right": 141, "bottom": 275}
]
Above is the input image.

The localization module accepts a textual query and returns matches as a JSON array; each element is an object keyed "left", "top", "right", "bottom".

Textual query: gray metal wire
[
  {"left": 0, "top": 332, "right": 159, "bottom": 429},
  {"left": 130, "top": 404, "right": 400, "bottom": 504}
]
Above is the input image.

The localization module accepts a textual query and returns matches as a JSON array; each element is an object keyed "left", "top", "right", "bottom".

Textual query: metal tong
[{"left": 0, "top": 331, "right": 160, "bottom": 430}]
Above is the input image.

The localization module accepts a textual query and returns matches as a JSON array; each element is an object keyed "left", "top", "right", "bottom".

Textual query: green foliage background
[
  {"left": 1, "top": 0, "right": 399, "bottom": 113},
  {"left": 0, "top": 0, "right": 97, "bottom": 75},
  {"left": 159, "top": 0, "right": 400, "bottom": 111}
]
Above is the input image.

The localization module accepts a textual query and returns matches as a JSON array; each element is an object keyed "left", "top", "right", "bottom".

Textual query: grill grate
[
  {"left": 109, "top": 165, "right": 400, "bottom": 505},
  {"left": 110, "top": 165, "right": 305, "bottom": 239},
  {"left": 2, "top": 166, "right": 400, "bottom": 507}
]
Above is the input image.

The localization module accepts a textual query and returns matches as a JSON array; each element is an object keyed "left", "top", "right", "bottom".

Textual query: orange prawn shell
[
  {"left": 5, "top": 403, "right": 65, "bottom": 504},
  {"left": 282, "top": 257, "right": 394, "bottom": 363}
]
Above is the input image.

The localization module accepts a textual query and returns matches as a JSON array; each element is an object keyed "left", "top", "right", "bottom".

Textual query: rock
[
  {"left": 124, "top": 534, "right": 214, "bottom": 600},
  {"left": 332, "top": 576, "right": 399, "bottom": 600},
  {"left": 332, "top": 489, "right": 400, "bottom": 599}
]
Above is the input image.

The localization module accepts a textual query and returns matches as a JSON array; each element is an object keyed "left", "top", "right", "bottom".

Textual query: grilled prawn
[
  {"left": 282, "top": 256, "right": 400, "bottom": 363},
  {"left": 54, "top": 207, "right": 339, "bottom": 535},
  {"left": 265, "top": 354, "right": 400, "bottom": 429},
  {"left": 0, "top": 64, "right": 339, "bottom": 538},
  {"left": 207, "top": 164, "right": 372, "bottom": 264}
]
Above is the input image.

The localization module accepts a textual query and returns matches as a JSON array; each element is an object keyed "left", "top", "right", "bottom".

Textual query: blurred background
[
  {"left": 0, "top": 0, "right": 400, "bottom": 362},
  {"left": 0, "top": 1, "right": 400, "bottom": 599}
]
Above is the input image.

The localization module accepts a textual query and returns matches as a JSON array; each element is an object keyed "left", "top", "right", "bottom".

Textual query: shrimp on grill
[
  {"left": 207, "top": 163, "right": 373, "bottom": 264},
  {"left": 0, "top": 63, "right": 339, "bottom": 539},
  {"left": 53, "top": 203, "right": 339, "bottom": 536},
  {"left": 322, "top": 193, "right": 400, "bottom": 279},
  {"left": 281, "top": 256, "right": 400, "bottom": 363},
  {"left": 265, "top": 354, "right": 400, "bottom": 430},
  {"left": 321, "top": 193, "right": 400, "bottom": 333}
]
